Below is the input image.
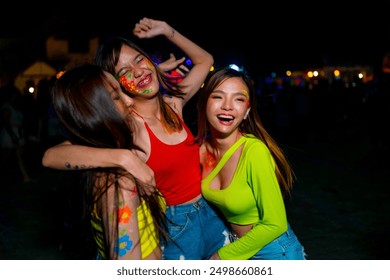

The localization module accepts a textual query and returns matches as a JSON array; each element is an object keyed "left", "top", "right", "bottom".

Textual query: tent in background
[{"left": 14, "top": 61, "right": 57, "bottom": 95}]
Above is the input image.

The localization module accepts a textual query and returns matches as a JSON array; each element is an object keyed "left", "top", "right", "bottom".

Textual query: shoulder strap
[{"left": 207, "top": 136, "right": 246, "bottom": 177}]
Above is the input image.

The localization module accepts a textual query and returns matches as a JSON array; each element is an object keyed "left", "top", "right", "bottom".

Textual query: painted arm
[{"left": 101, "top": 174, "right": 142, "bottom": 259}]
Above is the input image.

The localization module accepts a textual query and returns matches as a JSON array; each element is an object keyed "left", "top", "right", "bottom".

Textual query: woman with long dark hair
[
  {"left": 197, "top": 66, "right": 306, "bottom": 260},
  {"left": 52, "top": 64, "right": 167, "bottom": 259},
  {"left": 43, "top": 18, "right": 230, "bottom": 260}
]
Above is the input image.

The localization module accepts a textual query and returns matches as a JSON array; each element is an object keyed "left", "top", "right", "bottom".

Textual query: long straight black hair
[{"left": 52, "top": 64, "right": 167, "bottom": 258}]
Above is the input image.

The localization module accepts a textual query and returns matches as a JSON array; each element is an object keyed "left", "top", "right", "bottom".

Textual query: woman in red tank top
[{"left": 42, "top": 17, "right": 230, "bottom": 259}]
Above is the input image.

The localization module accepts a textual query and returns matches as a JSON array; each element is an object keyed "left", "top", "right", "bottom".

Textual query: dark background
[
  {"left": 1, "top": 3, "right": 389, "bottom": 260},
  {"left": 1, "top": 3, "right": 390, "bottom": 73}
]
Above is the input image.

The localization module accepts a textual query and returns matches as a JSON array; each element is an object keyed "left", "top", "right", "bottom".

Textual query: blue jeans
[
  {"left": 230, "top": 224, "right": 306, "bottom": 260},
  {"left": 161, "top": 196, "right": 230, "bottom": 260}
]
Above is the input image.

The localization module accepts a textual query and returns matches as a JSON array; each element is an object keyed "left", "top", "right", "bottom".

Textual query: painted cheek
[
  {"left": 140, "top": 88, "right": 153, "bottom": 94},
  {"left": 118, "top": 74, "right": 138, "bottom": 93},
  {"left": 146, "top": 60, "right": 155, "bottom": 69}
]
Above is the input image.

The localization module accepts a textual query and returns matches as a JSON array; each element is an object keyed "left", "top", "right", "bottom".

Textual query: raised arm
[
  {"left": 133, "top": 17, "right": 213, "bottom": 108},
  {"left": 42, "top": 141, "right": 156, "bottom": 194}
]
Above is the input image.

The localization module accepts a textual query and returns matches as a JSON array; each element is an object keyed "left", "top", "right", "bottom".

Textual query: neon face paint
[
  {"left": 118, "top": 73, "right": 154, "bottom": 95},
  {"left": 242, "top": 89, "right": 250, "bottom": 106},
  {"left": 146, "top": 59, "right": 155, "bottom": 69},
  {"left": 117, "top": 60, "right": 155, "bottom": 95},
  {"left": 118, "top": 73, "right": 137, "bottom": 93},
  {"left": 242, "top": 89, "right": 249, "bottom": 98},
  {"left": 140, "top": 88, "right": 153, "bottom": 94}
]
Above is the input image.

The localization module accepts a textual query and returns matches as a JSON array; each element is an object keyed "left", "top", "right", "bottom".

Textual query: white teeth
[
  {"left": 138, "top": 75, "right": 150, "bottom": 87},
  {"left": 218, "top": 114, "right": 233, "bottom": 119},
  {"left": 217, "top": 114, "right": 234, "bottom": 121}
]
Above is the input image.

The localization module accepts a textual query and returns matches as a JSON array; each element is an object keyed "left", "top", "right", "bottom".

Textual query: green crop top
[{"left": 201, "top": 135, "right": 288, "bottom": 260}]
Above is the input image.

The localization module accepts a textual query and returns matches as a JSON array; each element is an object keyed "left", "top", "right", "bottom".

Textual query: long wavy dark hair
[
  {"left": 52, "top": 64, "right": 167, "bottom": 258},
  {"left": 94, "top": 36, "right": 184, "bottom": 133},
  {"left": 196, "top": 66, "right": 295, "bottom": 197}
]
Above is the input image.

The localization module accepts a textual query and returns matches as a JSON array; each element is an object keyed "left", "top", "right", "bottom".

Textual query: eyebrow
[
  {"left": 116, "top": 53, "right": 143, "bottom": 76},
  {"left": 212, "top": 90, "right": 248, "bottom": 97},
  {"left": 108, "top": 84, "right": 120, "bottom": 95}
]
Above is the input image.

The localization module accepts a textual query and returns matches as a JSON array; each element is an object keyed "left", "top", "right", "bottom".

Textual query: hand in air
[{"left": 133, "top": 17, "right": 167, "bottom": 39}]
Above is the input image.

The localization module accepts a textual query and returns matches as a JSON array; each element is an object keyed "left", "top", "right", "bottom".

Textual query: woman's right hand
[{"left": 133, "top": 17, "right": 170, "bottom": 39}]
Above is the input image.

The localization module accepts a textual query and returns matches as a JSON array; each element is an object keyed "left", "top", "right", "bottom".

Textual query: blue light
[
  {"left": 185, "top": 59, "right": 192, "bottom": 66},
  {"left": 229, "top": 64, "right": 241, "bottom": 71}
]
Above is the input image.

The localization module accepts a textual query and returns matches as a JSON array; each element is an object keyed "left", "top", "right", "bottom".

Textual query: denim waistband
[{"left": 165, "top": 196, "right": 206, "bottom": 216}]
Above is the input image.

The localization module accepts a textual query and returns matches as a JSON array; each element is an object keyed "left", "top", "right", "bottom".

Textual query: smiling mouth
[
  {"left": 138, "top": 74, "right": 151, "bottom": 88},
  {"left": 217, "top": 114, "right": 234, "bottom": 122}
]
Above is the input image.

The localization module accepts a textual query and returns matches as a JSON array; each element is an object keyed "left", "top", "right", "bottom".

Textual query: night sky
[{"left": 1, "top": 3, "right": 390, "bottom": 74}]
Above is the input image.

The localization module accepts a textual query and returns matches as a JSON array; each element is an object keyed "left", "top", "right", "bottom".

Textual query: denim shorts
[
  {"left": 230, "top": 223, "right": 306, "bottom": 260},
  {"left": 161, "top": 196, "right": 230, "bottom": 260}
]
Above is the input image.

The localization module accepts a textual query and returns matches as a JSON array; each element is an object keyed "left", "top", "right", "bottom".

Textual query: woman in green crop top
[{"left": 196, "top": 66, "right": 306, "bottom": 260}]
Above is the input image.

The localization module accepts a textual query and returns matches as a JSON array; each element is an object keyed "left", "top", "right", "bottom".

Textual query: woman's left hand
[{"left": 157, "top": 53, "right": 188, "bottom": 73}]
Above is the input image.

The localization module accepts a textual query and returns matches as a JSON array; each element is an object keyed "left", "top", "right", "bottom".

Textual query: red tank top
[{"left": 144, "top": 116, "right": 201, "bottom": 206}]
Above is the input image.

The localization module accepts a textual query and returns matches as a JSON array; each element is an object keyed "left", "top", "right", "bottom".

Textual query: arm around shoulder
[
  {"left": 42, "top": 142, "right": 156, "bottom": 191},
  {"left": 42, "top": 141, "right": 131, "bottom": 171}
]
